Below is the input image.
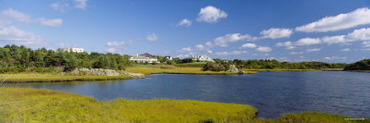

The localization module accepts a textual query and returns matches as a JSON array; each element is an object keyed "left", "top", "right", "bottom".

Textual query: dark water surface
[{"left": 8, "top": 71, "right": 370, "bottom": 118}]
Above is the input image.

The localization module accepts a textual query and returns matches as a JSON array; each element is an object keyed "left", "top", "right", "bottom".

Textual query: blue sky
[{"left": 0, "top": 0, "right": 369, "bottom": 63}]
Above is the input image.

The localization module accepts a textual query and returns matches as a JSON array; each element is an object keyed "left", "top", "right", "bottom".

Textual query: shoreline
[{"left": 3, "top": 67, "right": 367, "bottom": 83}]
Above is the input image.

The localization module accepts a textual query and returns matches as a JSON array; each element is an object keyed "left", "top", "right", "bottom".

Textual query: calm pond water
[{"left": 7, "top": 71, "right": 370, "bottom": 118}]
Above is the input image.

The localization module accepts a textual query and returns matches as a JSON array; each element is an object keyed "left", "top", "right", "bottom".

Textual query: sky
[{"left": 0, "top": 0, "right": 369, "bottom": 63}]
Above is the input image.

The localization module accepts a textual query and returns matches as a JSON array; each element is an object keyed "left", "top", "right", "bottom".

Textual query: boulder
[
  {"left": 226, "top": 65, "right": 244, "bottom": 74},
  {"left": 120, "top": 71, "right": 146, "bottom": 79},
  {"left": 227, "top": 65, "right": 239, "bottom": 73},
  {"left": 71, "top": 68, "right": 120, "bottom": 76}
]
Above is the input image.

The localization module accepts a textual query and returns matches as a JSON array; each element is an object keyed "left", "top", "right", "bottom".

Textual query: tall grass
[
  {"left": 0, "top": 88, "right": 257, "bottom": 122},
  {"left": 0, "top": 73, "right": 131, "bottom": 83}
]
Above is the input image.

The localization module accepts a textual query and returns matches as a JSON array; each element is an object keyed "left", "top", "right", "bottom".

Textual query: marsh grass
[
  {"left": 0, "top": 88, "right": 257, "bottom": 122},
  {"left": 0, "top": 73, "right": 131, "bottom": 83},
  {"left": 127, "top": 65, "right": 257, "bottom": 75}
]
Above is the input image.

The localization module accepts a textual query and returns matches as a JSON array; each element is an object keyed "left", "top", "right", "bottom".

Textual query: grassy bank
[
  {"left": 0, "top": 88, "right": 367, "bottom": 122},
  {"left": 126, "top": 65, "right": 257, "bottom": 75},
  {"left": 0, "top": 88, "right": 257, "bottom": 122},
  {"left": 0, "top": 73, "right": 131, "bottom": 83}
]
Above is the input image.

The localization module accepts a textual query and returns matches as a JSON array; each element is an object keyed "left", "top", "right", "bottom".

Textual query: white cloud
[
  {"left": 215, "top": 50, "right": 246, "bottom": 56},
  {"left": 322, "top": 35, "right": 347, "bottom": 44},
  {"left": 50, "top": 2, "right": 69, "bottom": 12},
  {"left": 322, "top": 27, "right": 370, "bottom": 44},
  {"left": 324, "top": 56, "right": 347, "bottom": 61},
  {"left": 205, "top": 41, "right": 213, "bottom": 47},
  {"left": 105, "top": 41, "right": 129, "bottom": 54},
  {"left": 181, "top": 47, "right": 192, "bottom": 52},
  {"left": 230, "top": 51, "right": 243, "bottom": 55},
  {"left": 306, "top": 48, "right": 321, "bottom": 52},
  {"left": 0, "top": 26, "right": 44, "bottom": 45},
  {"left": 256, "top": 46, "right": 272, "bottom": 52},
  {"left": 295, "top": 38, "right": 321, "bottom": 46},
  {"left": 340, "top": 48, "right": 351, "bottom": 51},
  {"left": 196, "top": 6, "right": 227, "bottom": 23},
  {"left": 290, "top": 51, "right": 304, "bottom": 55},
  {"left": 0, "top": 9, "right": 32, "bottom": 23},
  {"left": 260, "top": 28, "right": 293, "bottom": 39},
  {"left": 215, "top": 52, "right": 228, "bottom": 56},
  {"left": 74, "top": 0, "right": 88, "bottom": 10},
  {"left": 363, "top": 41, "right": 370, "bottom": 47},
  {"left": 347, "top": 27, "right": 370, "bottom": 40},
  {"left": 106, "top": 41, "right": 125, "bottom": 47},
  {"left": 146, "top": 33, "right": 158, "bottom": 41},
  {"left": 276, "top": 41, "right": 295, "bottom": 49},
  {"left": 0, "top": 9, "right": 63, "bottom": 27},
  {"left": 176, "top": 54, "right": 190, "bottom": 58},
  {"left": 296, "top": 8, "right": 370, "bottom": 32},
  {"left": 214, "top": 33, "right": 254, "bottom": 47},
  {"left": 276, "top": 28, "right": 370, "bottom": 48},
  {"left": 178, "top": 19, "right": 192, "bottom": 27},
  {"left": 207, "top": 50, "right": 213, "bottom": 54},
  {"left": 38, "top": 18, "right": 63, "bottom": 27},
  {"left": 195, "top": 44, "right": 204, "bottom": 50},
  {"left": 240, "top": 43, "right": 257, "bottom": 48},
  {"left": 106, "top": 48, "right": 117, "bottom": 53}
]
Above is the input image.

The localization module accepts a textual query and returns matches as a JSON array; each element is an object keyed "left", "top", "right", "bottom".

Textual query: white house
[
  {"left": 129, "top": 54, "right": 159, "bottom": 63},
  {"left": 192, "top": 55, "right": 214, "bottom": 62},
  {"left": 59, "top": 48, "right": 84, "bottom": 53},
  {"left": 165, "top": 56, "right": 173, "bottom": 60}
]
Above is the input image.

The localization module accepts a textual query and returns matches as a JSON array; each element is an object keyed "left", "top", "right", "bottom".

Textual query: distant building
[
  {"left": 192, "top": 55, "right": 214, "bottom": 62},
  {"left": 165, "top": 56, "right": 173, "bottom": 60},
  {"left": 59, "top": 48, "right": 84, "bottom": 53},
  {"left": 129, "top": 54, "right": 159, "bottom": 63}
]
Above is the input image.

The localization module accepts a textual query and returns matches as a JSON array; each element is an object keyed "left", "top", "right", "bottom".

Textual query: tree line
[
  {"left": 0, "top": 45, "right": 132, "bottom": 73},
  {"left": 201, "top": 59, "right": 347, "bottom": 71},
  {"left": 232, "top": 59, "right": 347, "bottom": 69},
  {"left": 344, "top": 59, "right": 370, "bottom": 71}
]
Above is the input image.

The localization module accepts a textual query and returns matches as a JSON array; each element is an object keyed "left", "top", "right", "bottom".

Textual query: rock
[
  {"left": 71, "top": 68, "right": 120, "bottom": 76},
  {"left": 237, "top": 71, "right": 244, "bottom": 75},
  {"left": 226, "top": 65, "right": 244, "bottom": 74},
  {"left": 227, "top": 65, "right": 239, "bottom": 73},
  {"left": 71, "top": 68, "right": 146, "bottom": 79},
  {"left": 120, "top": 71, "right": 146, "bottom": 79}
]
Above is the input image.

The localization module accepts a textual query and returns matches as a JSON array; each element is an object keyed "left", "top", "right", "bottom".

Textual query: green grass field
[
  {"left": 0, "top": 73, "right": 131, "bottom": 83},
  {"left": 127, "top": 65, "right": 257, "bottom": 75},
  {"left": 0, "top": 88, "right": 367, "bottom": 122}
]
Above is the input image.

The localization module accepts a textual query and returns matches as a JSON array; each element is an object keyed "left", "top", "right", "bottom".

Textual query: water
[{"left": 7, "top": 71, "right": 370, "bottom": 118}]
